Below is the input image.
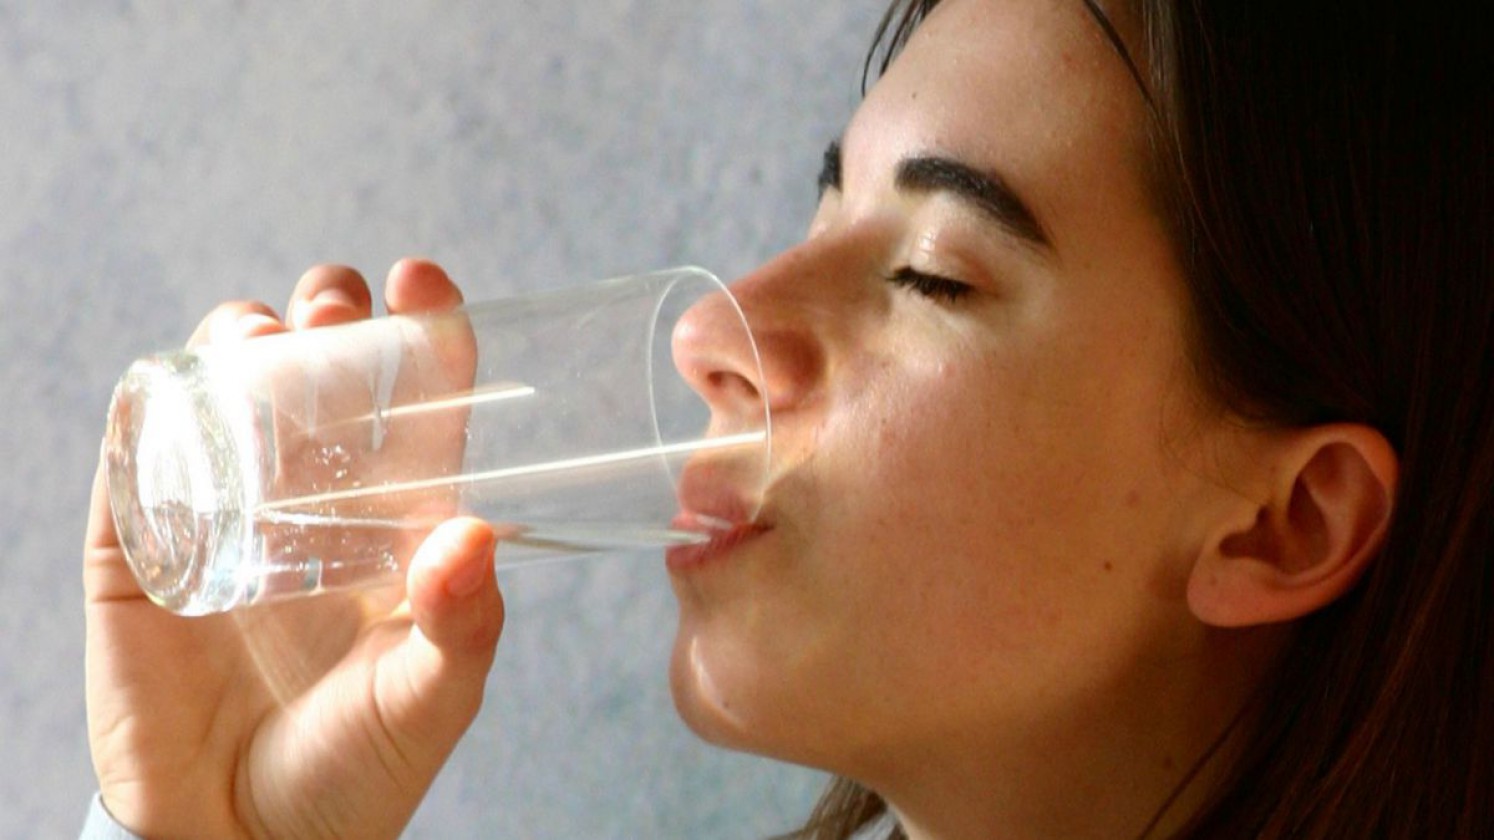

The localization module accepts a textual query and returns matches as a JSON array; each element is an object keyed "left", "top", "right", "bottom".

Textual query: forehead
[{"left": 842, "top": 0, "right": 1151, "bottom": 248}]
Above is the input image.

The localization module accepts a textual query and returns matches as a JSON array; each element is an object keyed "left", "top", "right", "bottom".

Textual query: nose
[
  {"left": 671, "top": 288, "right": 769, "bottom": 428},
  {"left": 671, "top": 248, "right": 828, "bottom": 421}
]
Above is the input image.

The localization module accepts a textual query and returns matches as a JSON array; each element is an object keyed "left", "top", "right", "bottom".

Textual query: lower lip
[{"left": 665, "top": 521, "right": 770, "bottom": 572}]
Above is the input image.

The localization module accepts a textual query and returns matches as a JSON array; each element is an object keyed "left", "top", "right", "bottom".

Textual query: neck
[{"left": 865, "top": 626, "right": 1284, "bottom": 840}]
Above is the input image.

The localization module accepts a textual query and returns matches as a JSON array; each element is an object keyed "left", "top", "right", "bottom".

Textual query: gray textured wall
[{"left": 0, "top": 2, "right": 883, "bottom": 836}]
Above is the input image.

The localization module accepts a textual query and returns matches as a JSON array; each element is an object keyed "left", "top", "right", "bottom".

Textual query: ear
[{"left": 1188, "top": 424, "right": 1398, "bottom": 627}]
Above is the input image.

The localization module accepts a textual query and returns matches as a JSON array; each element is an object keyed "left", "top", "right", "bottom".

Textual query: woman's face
[{"left": 668, "top": 0, "right": 1241, "bottom": 785}]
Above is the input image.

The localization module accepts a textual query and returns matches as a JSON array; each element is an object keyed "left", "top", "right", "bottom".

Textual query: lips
[
  {"left": 665, "top": 518, "right": 770, "bottom": 571},
  {"left": 667, "top": 459, "right": 772, "bottom": 571}
]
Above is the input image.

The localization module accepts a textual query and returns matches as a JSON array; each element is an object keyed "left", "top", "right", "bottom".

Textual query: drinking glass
[{"left": 104, "top": 266, "right": 770, "bottom": 615}]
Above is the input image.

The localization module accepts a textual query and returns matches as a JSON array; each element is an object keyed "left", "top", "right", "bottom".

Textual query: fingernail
[
  {"left": 291, "top": 288, "right": 358, "bottom": 329},
  {"left": 444, "top": 557, "right": 487, "bottom": 599},
  {"left": 443, "top": 533, "right": 495, "bottom": 599},
  {"left": 234, "top": 313, "right": 280, "bottom": 340},
  {"left": 313, "top": 286, "right": 359, "bottom": 309}
]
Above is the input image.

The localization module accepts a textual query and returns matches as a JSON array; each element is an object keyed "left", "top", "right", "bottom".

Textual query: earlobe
[{"left": 1188, "top": 424, "right": 1398, "bottom": 628}]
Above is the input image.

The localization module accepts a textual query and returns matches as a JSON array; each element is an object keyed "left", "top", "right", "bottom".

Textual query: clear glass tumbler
[{"left": 105, "top": 266, "right": 770, "bottom": 615}]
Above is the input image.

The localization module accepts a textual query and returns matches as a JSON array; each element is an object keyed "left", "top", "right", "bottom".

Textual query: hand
[{"left": 85, "top": 260, "right": 506, "bottom": 839}]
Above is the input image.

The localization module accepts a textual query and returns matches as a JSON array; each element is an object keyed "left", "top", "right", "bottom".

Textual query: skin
[{"left": 666, "top": 0, "right": 1296, "bottom": 837}]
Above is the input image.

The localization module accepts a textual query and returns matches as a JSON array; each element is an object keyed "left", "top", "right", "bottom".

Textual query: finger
[
  {"left": 384, "top": 258, "right": 476, "bottom": 388},
  {"left": 384, "top": 258, "right": 465, "bottom": 315},
  {"left": 374, "top": 519, "right": 504, "bottom": 768},
  {"left": 82, "top": 459, "right": 142, "bottom": 604},
  {"left": 287, "top": 264, "right": 374, "bottom": 330},
  {"left": 185, "top": 301, "right": 285, "bottom": 349}
]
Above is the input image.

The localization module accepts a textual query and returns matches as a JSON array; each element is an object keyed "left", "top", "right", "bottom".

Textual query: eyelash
[{"left": 885, "top": 265, "right": 973, "bottom": 303}]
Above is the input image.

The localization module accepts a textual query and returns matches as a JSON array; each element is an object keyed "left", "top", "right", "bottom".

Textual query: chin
[
  {"left": 667, "top": 627, "right": 756, "bottom": 750},
  {"left": 666, "top": 623, "right": 849, "bottom": 773}
]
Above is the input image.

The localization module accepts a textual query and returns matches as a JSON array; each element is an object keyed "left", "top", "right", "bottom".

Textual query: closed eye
[
  {"left": 885, "top": 266, "right": 972, "bottom": 303},
  {"left": 817, "top": 140, "right": 843, "bottom": 196}
]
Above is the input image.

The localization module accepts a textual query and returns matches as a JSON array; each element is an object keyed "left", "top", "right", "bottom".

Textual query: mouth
[
  {"left": 666, "top": 462, "right": 772, "bottom": 572},
  {"left": 665, "top": 515, "right": 771, "bottom": 571}
]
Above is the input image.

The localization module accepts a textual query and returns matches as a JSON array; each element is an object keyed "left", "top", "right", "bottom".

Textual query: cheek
[
  {"left": 828, "top": 356, "right": 1156, "bottom": 660},
  {"left": 830, "top": 343, "right": 1143, "bottom": 607},
  {"left": 815, "top": 355, "right": 1034, "bottom": 617},
  {"left": 847, "top": 357, "right": 1034, "bottom": 534},
  {"left": 808, "top": 361, "right": 1075, "bottom": 694}
]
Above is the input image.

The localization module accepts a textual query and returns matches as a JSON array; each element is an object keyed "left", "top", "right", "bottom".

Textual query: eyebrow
[
  {"left": 817, "top": 139, "right": 1052, "bottom": 253},
  {"left": 897, "top": 155, "right": 1051, "bottom": 250}
]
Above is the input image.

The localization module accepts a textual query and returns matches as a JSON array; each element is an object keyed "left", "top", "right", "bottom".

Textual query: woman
[{"left": 83, "top": 0, "right": 1491, "bottom": 838}]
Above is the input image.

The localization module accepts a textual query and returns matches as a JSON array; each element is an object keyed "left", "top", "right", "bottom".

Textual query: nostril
[
  {"left": 707, "top": 369, "right": 763, "bottom": 407},
  {"left": 671, "top": 292, "right": 765, "bottom": 411}
]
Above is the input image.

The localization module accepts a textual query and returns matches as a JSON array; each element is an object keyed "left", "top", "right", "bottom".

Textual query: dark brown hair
[{"left": 789, "top": 1, "right": 1493, "bottom": 837}]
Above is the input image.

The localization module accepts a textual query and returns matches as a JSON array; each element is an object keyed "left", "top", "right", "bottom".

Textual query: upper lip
[{"left": 674, "top": 457, "right": 771, "bottom": 535}]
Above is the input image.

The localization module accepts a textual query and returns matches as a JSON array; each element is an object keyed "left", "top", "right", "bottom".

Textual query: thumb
[
  {"left": 374, "top": 518, "right": 505, "bottom": 768},
  {"left": 408, "top": 517, "right": 506, "bottom": 661}
]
